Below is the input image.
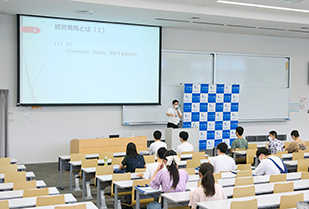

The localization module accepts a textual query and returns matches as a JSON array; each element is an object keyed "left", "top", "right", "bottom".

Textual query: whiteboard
[
  {"left": 215, "top": 54, "right": 290, "bottom": 121},
  {"left": 123, "top": 51, "right": 290, "bottom": 124},
  {"left": 123, "top": 50, "right": 213, "bottom": 125}
]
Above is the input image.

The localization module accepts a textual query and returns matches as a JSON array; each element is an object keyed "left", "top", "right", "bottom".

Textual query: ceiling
[{"left": 1, "top": 0, "right": 309, "bottom": 39}]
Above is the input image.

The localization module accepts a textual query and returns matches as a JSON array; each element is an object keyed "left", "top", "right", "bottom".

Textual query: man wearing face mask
[
  {"left": 166, "top": 99, "right": 182, "bottom": 128},
  {"left": 254, "top": 147, "right": 288, "bottom": 176},
  {"left": 268, "top": 130, "right": 283, "bottom": 154}
]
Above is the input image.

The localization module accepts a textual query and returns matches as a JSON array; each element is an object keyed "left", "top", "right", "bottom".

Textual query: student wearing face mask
[
  {"left": 268, "top": 130, "right": 283, "bottom": 154},
  {"left": 254, "top": 147, "right": 288, "bottom": 176},
  {"left": 166, "top": 99, "right": 182, "bottom": 128}
]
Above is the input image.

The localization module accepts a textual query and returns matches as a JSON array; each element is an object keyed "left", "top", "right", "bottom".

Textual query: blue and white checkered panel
[{"left": 183, "top": 83, "right": 240, "bottom": 150}]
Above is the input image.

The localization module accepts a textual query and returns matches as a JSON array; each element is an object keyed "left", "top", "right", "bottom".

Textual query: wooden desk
[{"left": 70, "top": 136, "right": 147, "bottom": 154}]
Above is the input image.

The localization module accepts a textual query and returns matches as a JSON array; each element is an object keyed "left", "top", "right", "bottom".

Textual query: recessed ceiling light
[{"left": 217, "top": 0, "right": 309, "bottom": 13}]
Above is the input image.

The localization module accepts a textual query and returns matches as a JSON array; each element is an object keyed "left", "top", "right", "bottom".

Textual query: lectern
[{"left": 165, "top": 128, "right": 199, "bottom": 152}]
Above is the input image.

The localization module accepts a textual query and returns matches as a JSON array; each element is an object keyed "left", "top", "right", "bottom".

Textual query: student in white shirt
[
  {"left": 254, "top": 147, "right": 288, "bottom": 176},
  {"left": 166, "top": 99, "right": 182, "bottom": 128},
  {"left": 137, "top": 147, "right": 167, "bottom": 179},
  {"left": 176, "top": 131, "right": 194, "bottom": 153},
  {"left": 209, "top": 142, "right": 236, "bottom": 173},
  {"left": 148, "top": 130, "right": 167, "bottom": 155}
]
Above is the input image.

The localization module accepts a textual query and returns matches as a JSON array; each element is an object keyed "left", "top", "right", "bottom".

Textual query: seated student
[
  {"left": 176, "top": 131, "right": 194, "bottom": 153},
  {"left": 230, "top": 126, "right": 248, "bottom": 153},
  {"left": 148, "top": 150, "right": 189, "bottom": 209},
  {"left": 148, "top": 130, "right": 167, "bottom": 155},
  {"left": 189, "top": 163, "right": 227, "bottom": 209},
  {"left": 286, "top": 130, "right": 307, "bottom": 153},
  {"left": 268, "top": 130, "right": 284, "bottom": 154},
  {"left": 119, "top": 142, "right": 146, "bottom": 173},
  {"left": 254, "top": 147, "right": 288, "bottom": 176},
  {"left": 137, "top": 147, "right": 167, "bottom": 179},
  {"left": 209, "top": 142, "right": 236, "bottom": 173}
]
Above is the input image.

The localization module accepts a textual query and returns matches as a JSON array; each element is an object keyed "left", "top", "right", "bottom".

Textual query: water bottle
[{"left": 104, "top": 156, "right": 108, "bottom": 166}]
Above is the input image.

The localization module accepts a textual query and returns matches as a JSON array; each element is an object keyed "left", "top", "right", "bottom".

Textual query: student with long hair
[
  {"left": 189, "top": 163, "right": 227, "bottom": 209},
  {"left": 148, "top": 150, "right": 189, "bottom": 209},
  {"left": 119, "top": 142, "right": 145, "bottom": 173}
]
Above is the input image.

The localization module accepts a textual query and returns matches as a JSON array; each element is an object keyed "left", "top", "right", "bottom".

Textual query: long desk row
[
  {"left": 0, "top": 187, "right": 59, "bottom": 201},
  {"left": 0, "top": 172, "right": 35, "bottom": 183},
  {"left": 23, "top": 202, "right": 98, "bottom": 209},
  {"left": 59, "top": 151, "right": 209, "bottom": 190},
  {"left": 0, "top": 180, "right": 46, "bottom": 191}
]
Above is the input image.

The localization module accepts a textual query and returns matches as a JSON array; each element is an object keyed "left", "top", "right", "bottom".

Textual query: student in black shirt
[{"left": 119, "top": 142, "right": 146, "bottom": 172}]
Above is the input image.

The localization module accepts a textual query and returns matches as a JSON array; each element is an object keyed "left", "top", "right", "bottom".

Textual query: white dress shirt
[
  {"left": 149, "top": 141, "right": 167, "bottom": 155},
  {"left": 209, "top": 154, "right": 236, "bottom": 174},
  {"left": 177, "top": 141, "right": 194, "bottom": 153}
]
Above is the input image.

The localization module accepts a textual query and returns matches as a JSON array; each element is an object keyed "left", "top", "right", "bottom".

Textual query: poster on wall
[{"left": 183, "top": 83, "right": 240, "bottom": 150}]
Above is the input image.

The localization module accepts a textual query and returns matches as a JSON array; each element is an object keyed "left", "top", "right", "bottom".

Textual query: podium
[{"left": 165, "top": 128, "right": 199, "bottom": 152}]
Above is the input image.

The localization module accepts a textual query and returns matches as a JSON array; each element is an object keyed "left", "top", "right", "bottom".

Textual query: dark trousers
[{"left": 167, "top": 122, "right": 179, "bottom": 128}]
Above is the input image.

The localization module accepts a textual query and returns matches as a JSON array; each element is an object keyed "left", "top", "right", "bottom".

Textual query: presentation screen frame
[{"left": 17, "top": 14, "right": 162, "bottom": 106}]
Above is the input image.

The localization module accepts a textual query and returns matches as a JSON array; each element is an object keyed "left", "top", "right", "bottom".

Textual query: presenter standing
[{"left": 166, "top": 99, "right": 182, "bottom": 128}]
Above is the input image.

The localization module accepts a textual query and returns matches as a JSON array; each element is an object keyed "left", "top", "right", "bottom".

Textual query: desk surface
[
  {"left": 0, "top": 180, "right": 46, "bottom": 191},
  {"left": 0, "top": 187, "right": 59, "bottom": 200},
  {"left": 196, "top": 190, "right": 309, "bottom": 209},
  {"left": 8, "top": 193, "right": 76, "bottom": 209},
  {"left": 22, "top": 202, "right": 98, "bottom": 209}
]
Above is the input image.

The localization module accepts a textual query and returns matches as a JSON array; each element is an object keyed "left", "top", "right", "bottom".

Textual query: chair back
[
  {"left": 0, "top": 200, "right": 9, "bottom": 209},
  {"left": 277, "top": 151, "right": 288, "bottom": 154},
  {"left": 135, "top": 168, "right": 146, "bottom": 173},
  {"left": 183, "top": 167, "right": 195, "bottom": 175},
  {"left": 248, "top": 144, "right": 257, "bottom": 149},
  {"left": 246, "top": 149, "right": 257, "bottom": 165},
  {"left": 235, "top": 177, "right": 254, "bottom": 186},
  {"left": 279, "top": 193, "right": 304, "bottom": 209},
  {"left": 4, "top": 171, "right": 26, "bottom": 183},
  {"left": 144, "top": 155, "right": 155, "bottom": 164},
  {"left": 112, "top": 157, "right": 124, "bottom": 165},
  {"left": 0, "top": 158, "right": 10, "bottom": 165},
  {"left": 274, "top": 182, "right": 294, "bottom": 194},
  {"left": 182, "top": 151, "right": 194, "bottom": 154},
  {"left": 284, "top": 142, "right": 292, "bottom": 149},
  {"left": 235, "top": 148, "right": 246, "bottom": 151},
  {"left": 213, "top": 172, "right": 221, "bottom": 180},
  {"left": 36, "top": 194, "right": 65, "bottom": 206},
  {"left": 292, "top": 152, "right": 304, "bottom": 160},
  {"left": 237, "top": 170, "right": 252, "bottom": 178},
  {"left": 186, "top": 159, "right": 200, "bottom": 168},
  {"left": 0, "top": 164, "right": 17, "bottom": 174},
  {"left": 111, "top": 173, "right": 131, "bottom": 195},
  {"left": 13, "top": 180, "right": 36, "bottom": 190},
  {"left": 96, "top": 165, "right": 114, "bottom": 176},
  {"left": 297, "top": 159, "right": 309, "bottom": 172},
  {"left": 230, "top": 199, "right": 257, "bottom": 209},
  {"left": 130, "top": 179, "right": 154, "bottom": 205},
  {"left": 233, "top": 185, "right": 255, "bottom": 198},
  {"left": 192, "top": 152, "right": 206, "bottom": 160},
  {"left": 70, "top": 153, "right": 86, "bottom": 162},
  {"left": 23, "top": 188, "right": 49, "bottom": 197},
  {"left": 237, "top": 164, "right": 251, "bottom": 171},
  {"left": 55, "top": 204, "right": 86, "bottom": 209},
  {"left": 269, "top": 174, "right": 287, "bottom": 183},
  {"left": 301, "top": 172, "right": 309, "bottom": 179},
  {"left": 273, "top": 153, "right": 283, "bottom": 159},
  {"left": 99, "top": 151, "right": 114, "bottom": 159},
  {"left": 81, "top": 159, "right": 98, "bottom": 168}
]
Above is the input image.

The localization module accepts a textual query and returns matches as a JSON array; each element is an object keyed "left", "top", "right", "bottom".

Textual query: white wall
[{"left": 1, "top": 14, "right": 309, "bottom": 163}]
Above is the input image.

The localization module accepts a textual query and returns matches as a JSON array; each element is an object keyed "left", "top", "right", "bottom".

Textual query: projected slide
[{"left": 18, "top": 15, "right": 161, "bottom": 105}]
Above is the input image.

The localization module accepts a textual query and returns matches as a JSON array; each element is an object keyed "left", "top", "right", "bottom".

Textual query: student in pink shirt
[
  {"left": 189, "top": 163, "right": 227, "bottom": 209},
  {"left": 148, "top": 150, "right": 189, "bottom": 209}
]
